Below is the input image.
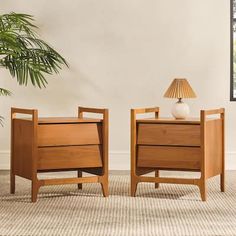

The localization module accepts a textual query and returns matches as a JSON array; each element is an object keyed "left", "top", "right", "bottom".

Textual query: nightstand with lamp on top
[{"left": 130, "top": 79, "right": 225, "bottom": 201}]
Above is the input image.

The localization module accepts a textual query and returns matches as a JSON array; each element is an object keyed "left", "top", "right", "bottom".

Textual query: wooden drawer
[
  {"left": 137, "top": 145, "right": 201, "bottom": 170},
  {"left": 38, "top": 123, "right": 102, "bottom": 147},
  {"left": 137, "top": 123, "right": 200, "bottom": 146},
  {"left": 38, "top": 145, "right": 103, "bottom": 170}
]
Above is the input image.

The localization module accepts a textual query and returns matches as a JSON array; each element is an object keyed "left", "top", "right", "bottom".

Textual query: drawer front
[
  {"left": 137, "top": 146, "right": 201, "bottom": 170},
  {"left": 38, "top": 145, "right": 103, "bottom": 170},
  {"left": 38, "top": 123, "right": 102, "bottom": 147},
  {"left": 137, "top": 123, "right": 200, "bottom": 146}
]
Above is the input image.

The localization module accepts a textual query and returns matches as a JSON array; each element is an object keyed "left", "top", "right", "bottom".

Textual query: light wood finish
[
  {"left": 131, "top": 107, "right": 225, "bottom": 201},
  {"left": 220, "top": 111, "right": 225, "bottom": 192},
  {"left": 155, "top": 170, "right": 159, "bottom": 189},
  {"left": 78, "top": 106, "right": 109, "bottom": 197},
  {"left": 38, "top": 145, "right": 103, "bottom": 170},
  {"left": 137, "top": 123, "right": 200, "bottom": 146},
  {"left": 137, "top": 117, "right": 201, "bottom": 124},
  {"left": 130, "top": 107, "right": 159, "bottom": 197},
  {"left": 77, "top": 170, "right": 82, "bottom": 189},
  {"left": 23, "top": 117, "right": 102, "bottom": 124},
  {"left": 39, "top": 176, "right": 100, "bottom": 186},
  {"left": 11, "top": 107, "right": 109, "bottom": 202},
  {"left": 137, "top": 146, "right": 201, "bottom": 170},
  {"left": 139, "top": 176, "right": 200, "bottom": 185},
  {"left": 38, "top": 123, "right": 102, "bottom": 146}
]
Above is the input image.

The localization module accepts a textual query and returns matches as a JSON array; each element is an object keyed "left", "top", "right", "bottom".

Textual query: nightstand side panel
[
  {"left": 205, "top": 119, "right": 223, "bottom": 178},
  {"left": 12, "top": 119, "right": 34, "bottom": 179}
]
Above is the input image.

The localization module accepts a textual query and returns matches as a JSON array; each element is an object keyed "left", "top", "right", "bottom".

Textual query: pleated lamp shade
[{"left": 164, "top": 78, "right": 196, "bottom": 99}]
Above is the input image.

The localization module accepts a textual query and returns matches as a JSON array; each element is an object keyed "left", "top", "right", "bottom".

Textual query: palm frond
[
  {"left": 0, "top": 13, "right": 37, "bottom": 37},
  {"left": 0, "top": 12, "right": 68, "bottom": 88},
  {"left": 0, "top": 88, "right": 12, "bottom": 96},
  {"left": 0, "top": 116, "right": 3, "bottom": 127}
]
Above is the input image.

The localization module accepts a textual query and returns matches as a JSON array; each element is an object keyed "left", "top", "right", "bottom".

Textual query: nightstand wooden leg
[
  {"left": 199, "top": 181, "right": 207, "bottom": 202},
  {"left": 155, "top": 170, "right": 159, "bottom": 189},
  {"left": 31, "top": 181, "right": 39, "bottom": 203},
  {"left": 77, "top": 170, "right": 82, "bottom": 190},
  {"left": 131, "top": 178, "right": 138, "bottom": 197},
  {"left": 220, "top": 172, "right": 225, "bottom": 192},
  {"left": 101, "top": 176, "right": 109, "bottom": 197},
  {"left": 10, "top": 173, "right": 15, "bottom": 194}
]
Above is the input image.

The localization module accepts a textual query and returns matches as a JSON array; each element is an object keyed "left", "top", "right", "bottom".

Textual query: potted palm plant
[{"left": 0, "top": 12, "right": 68, "bottom": 125}]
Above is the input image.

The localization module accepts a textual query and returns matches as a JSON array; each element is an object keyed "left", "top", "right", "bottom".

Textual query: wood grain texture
[
  {"left": 137, "top": 117, "right": 201, "bottom": 124},
  {"left": 39, "top": 176, "right": 99, "bottom": 186},
  {"left": 37, "top": 117, "right": 102, "bottom": 124},
  {"left": 10, "top": 110, "right": 16, "bottom": 194},
  {"left": 38, "top": 145, "right": 103, "bottom": 170},
  {"left": 137, "top": 146, "right": 201, "bottom": 170},
  {"left": 78, "top": 106, "right": 109, "bottom": 197},
  {"left": 11, "top": 106, "right": 109, "bottom": 202},
  {"left": 130, "top": 107, "right": 159, "bottom": 197},
  {"left": 137, "top": 123, "right": 200, "bottom": 146},
  {"left": 139, "top": 176, "right": 200, "bottom": 185},
  {"left": 38, "top": 123, "right": 102, "bottom": 146},
  {"left": 101, "top": 109, "right": 109, "bottom": 197},
  {"left": 78, "top": 107, "right": 107, "bottom": 114},
  {"left": 205, "top": 120, "right": 223, "bottom": 178},
  {"left": 200, "top": 110, "right": 207, "bottom": 201},
  {"left": 130, "top": 109, "right": 138, "bottom": 197},
  {"left": 220, "top": 110, "right": 225, "bottom": 192},
  {"left": 132, "top": 107, "right": 159, "bottom": 114},
  {"left": 204, "top": 108, "right": 225, "bottom": 115},
  {"left": 11, "top": 108, "right": 39, "bottom": 202},
  {"left": 130, "top": 107, "right": 225, "bottom": 201},
  {"left": 12, "top": 119, "right": 34, "bottom": 179}
]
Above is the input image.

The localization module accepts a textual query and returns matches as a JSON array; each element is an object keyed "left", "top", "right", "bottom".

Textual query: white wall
[{"left": 0, "top": 0, "right": 235, "bottom": 170}]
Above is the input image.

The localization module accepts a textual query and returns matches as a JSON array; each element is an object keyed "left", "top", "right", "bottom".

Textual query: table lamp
[{"left": 164, "top": 78, "right": 196, "bottom": 119}]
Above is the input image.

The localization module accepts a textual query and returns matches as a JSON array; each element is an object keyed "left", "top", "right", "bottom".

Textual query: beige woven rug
[{"left": 0, "top": 171, "right": 236, "bottom": 236}]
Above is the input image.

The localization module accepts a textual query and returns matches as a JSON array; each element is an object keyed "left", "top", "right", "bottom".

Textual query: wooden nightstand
[
  {"left": 130, "top": 107, "right": 225, "bottom": 201},
  {"left": 10, "top": 107, "right": 109, "bottom": 202}
]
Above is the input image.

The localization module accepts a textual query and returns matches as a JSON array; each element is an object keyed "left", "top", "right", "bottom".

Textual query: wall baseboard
[{"left": 1, "top": 150, "right": 236, "bottom": 170}]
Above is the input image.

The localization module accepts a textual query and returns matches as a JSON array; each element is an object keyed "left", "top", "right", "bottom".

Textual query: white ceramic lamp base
[{"left": 171, "top": 99, "right": 190, "bottom": 119}]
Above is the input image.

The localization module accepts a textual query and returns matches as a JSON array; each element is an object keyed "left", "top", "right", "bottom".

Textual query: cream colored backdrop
[{"left": 0, "top": 0, "right": 235, "bottom": 169}]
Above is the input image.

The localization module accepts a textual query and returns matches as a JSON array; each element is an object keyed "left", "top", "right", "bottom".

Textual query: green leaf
[
  {"left": 0, "top": 12, "right": 68, "bottom": 88},
  {"left": 0, "top": 88, "right": 12, "bottom": 96},
  {"left": 0, "top": 116, "right": 3, "bottom": 127}
]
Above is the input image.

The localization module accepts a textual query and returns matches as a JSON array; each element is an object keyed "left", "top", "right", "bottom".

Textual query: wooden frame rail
[
  {"left": 131, "top": 107, "right": 160, "bottom": 195},
  {"left": 200, "top": 108, "right": 225, "bottom": 200},
  {"left": 78, "top": 106, "right": 109, "bottom": 196},
  {"left": 11, "top": 108, "right": 38, "bottom": 196}
]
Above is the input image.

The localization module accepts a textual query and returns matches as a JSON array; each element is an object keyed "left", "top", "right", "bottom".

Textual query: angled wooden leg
[
  {"left": 77, "top": 170, "right": 82, "bottom": 190},
  {"left": 10, "top": 173, "right": 15, "bottom": 194},
  {"left": 199, "top": 180, "right": 207, "bottom": 202},
  {"left": 131, "top": 177, "right": 138, "bottom": 197},
  {"left": 155, "top": 170, "right": 159, "bottom": 189},
  {"left": 31, "top": 180, "right": 39, "bottom": 203},
  {"left": 100, "top": 176, "right": 109, "bottom": 197},
  {"left": 220, "top": 172, "right": 225, "bottom": 192}
]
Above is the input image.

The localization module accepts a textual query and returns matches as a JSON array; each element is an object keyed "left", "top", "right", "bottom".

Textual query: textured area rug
[{"left": 0, "top": 171, "right": 236, "bottom": 236}]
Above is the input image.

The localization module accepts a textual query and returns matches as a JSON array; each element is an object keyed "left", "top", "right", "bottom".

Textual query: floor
[{"left": 0, "top": 171, "right": 236, "bottom": 236}]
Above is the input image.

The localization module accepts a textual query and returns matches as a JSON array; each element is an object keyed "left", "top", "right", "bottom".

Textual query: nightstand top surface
[
  {"left": 136, "top": 117, "right": 201, "bottom": 124},
  {"left": 15, "top": 117, "right": 103, "bottom": 124}
]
